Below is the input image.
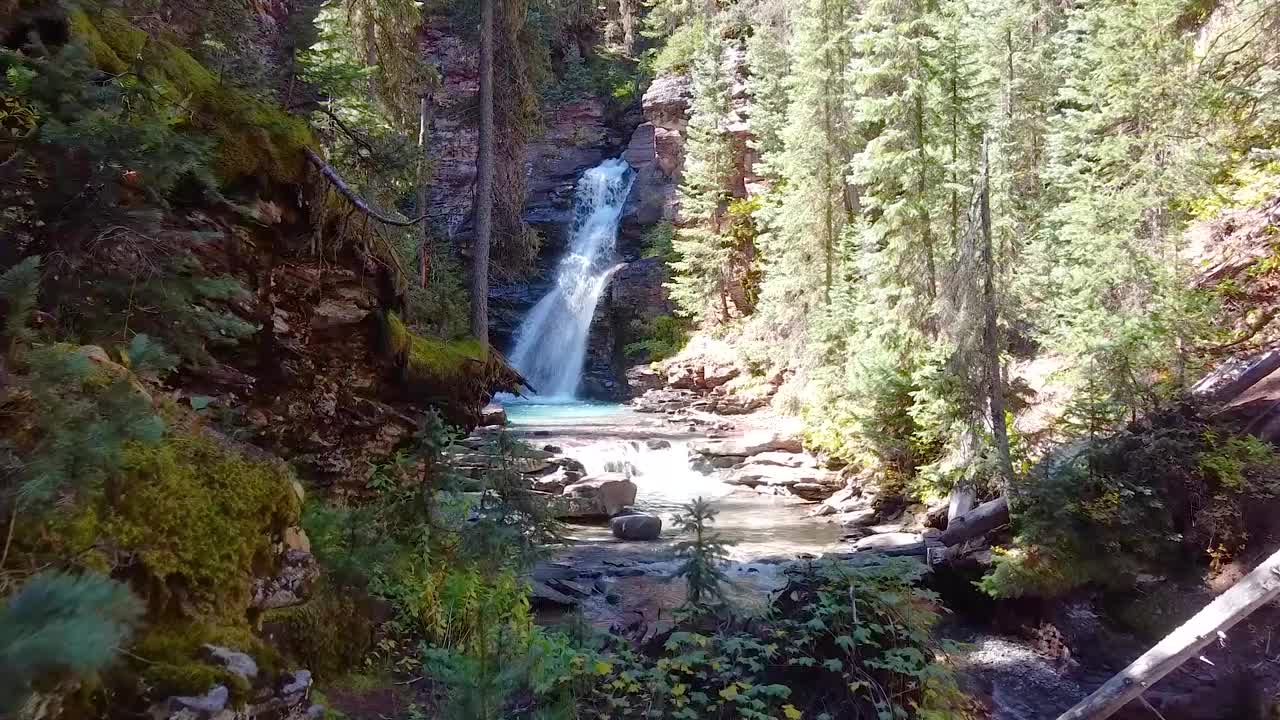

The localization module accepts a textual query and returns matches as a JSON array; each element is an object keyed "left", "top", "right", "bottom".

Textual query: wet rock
[
  {"left": 529, "top": 581, "right": 579, "bottom": 607},
  {"left": 610, "top": 514, "right": 663, "bottom": 541},
  {"left": 480, "top": 404, "right": 508, "bottom": 426},
  {"left": 689, "top": 430, "right": 803, "bottom": 458},
  {"left": 557, "top": 474, "right": 638, "bottom": 518},
  {"left": 200, "top": 645, "right": 258, "bottom": 681},
  {"left": 645, "top": 438, "right": 672, "bottom": 450},
  {"left": 739, "top": 451, "right": 817, "bottom": 469},
  {"left": 542, "top": 444, "right": 562, "bottom": 454}
]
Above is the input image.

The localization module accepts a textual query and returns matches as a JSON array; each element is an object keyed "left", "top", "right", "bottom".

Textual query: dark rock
[
  {"left": 645, "top": 438, "right": 672, "bottom": 450},
  {"left": 610, "top": 514, "right": 663, "bottom": 541}
]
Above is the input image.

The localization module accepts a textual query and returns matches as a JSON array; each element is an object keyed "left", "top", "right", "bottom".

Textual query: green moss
[
  {"left": 107, "top": 434, "right": 300, "bottom": 612},
  {"left": 133, "top": 621, "right": 281, "bottom": 702},
  {"left": 67, "top": 9, "right": 129, "bottom": 74},
  {"left": 67, "top": 10, "right": 314, "bottom": 185},
  {"left": 261, "top": 587, "right": 373, "bottom": 678},
  {"left": 384, "top": 311, "right": 487, "bottom": 382}
]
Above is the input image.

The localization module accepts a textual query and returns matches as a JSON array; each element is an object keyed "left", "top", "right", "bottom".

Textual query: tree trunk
[
  {"left": 416, "top": 91, "right": 435, "bottom": 289},
  {"left": 978, "top": 135, "right": 1015, "bottom": 484},
  {"left": 939, "top": 495, "right": 1008, "bottom": 546},
  {"left": 1056, "top": 546, "right": 1280, "bottom": 720},
  {"left": 471, "top": 0, "right": 495, "bottom": 349}
]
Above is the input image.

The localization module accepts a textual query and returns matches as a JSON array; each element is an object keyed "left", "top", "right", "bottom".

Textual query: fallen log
[
  {"left": 939, "top": 495, "right": 1008, "bottom": 546},
  {"left": 1056, "top": 546, "right": 1280, "bottom": 720},
  {"left": 305, "top": 148, "right": 429, "bottom": 227}
]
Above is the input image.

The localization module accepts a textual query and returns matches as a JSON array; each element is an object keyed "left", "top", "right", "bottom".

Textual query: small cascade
[{"left": 508, "top": 159, "right": 635, "bottom": 399}]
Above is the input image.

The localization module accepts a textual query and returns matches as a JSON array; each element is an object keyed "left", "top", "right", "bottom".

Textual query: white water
[{"left": 507, "top": 159, "right": 635, "bottom": 400}]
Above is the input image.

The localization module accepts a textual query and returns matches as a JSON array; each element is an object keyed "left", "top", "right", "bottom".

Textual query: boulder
[
  {"left": 645, "top": 438, "right": 672, "bottom": 450},
  {"left": 200, "top": 646, "right": 258, "bottom": 681},
  {"left": 610, "top": 514, "right": 663, "bottom": 541},
  {"left": 642, "top": 73, "right": 692, "bottom": 132},
  {"left": 310, "top": 299, "right": 369, "bottom": 330},
  {"left": 558, "top": 474, "right": 638, "bottom": 518}
]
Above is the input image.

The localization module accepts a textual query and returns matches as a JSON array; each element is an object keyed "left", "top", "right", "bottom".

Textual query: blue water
[{"left": 501, "top": 398, "right": 628, "bottom": 424}]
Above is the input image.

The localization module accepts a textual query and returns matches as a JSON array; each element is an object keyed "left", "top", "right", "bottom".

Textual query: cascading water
[{"left": 508, "top": 158, "right": 635, "bottom": 399}]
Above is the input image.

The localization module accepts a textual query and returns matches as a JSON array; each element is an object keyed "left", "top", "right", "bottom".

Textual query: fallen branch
[
  {"left": 292, "top": 103, "right": 378, "bottom": 157},
  {"left": 1056, "top": 546, "right": 1280, "bottom": 720},
  {"left": 304, "top": 149, "right": 428, "bottom": 227}
]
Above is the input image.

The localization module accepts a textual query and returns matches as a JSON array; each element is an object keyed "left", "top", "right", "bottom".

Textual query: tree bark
[
  {"left": 1056, "top": 546, "right": 1280, "bottom": 720},
  {"left": 977, "top": 135, "right": 1016, "bottom": 485},
  {"left": 939, "top": 495, "right": 1008, "bottom": 546},
  {"left": 416, "top": 91, "right": 435, "bottom": 288},
  {"left": 471, "top": 0, "right": 495, "bottom": 349}
]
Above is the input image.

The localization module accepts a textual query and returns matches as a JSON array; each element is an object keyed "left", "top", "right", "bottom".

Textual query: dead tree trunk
[
  {"left": 977, "top": 135, "right": 1015, "bottom": 486},
  {"left": 939, "top": 495, "right": 1009, "bottom": 546},
  {"left": 1056, "top": 547, "right": 1280, "bottom": 720},
  {"left": 470, "top": 0, "right": 495, "bottom": 350}
]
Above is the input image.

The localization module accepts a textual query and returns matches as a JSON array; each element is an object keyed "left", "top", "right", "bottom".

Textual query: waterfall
[{"left": 508, "top": 158, "right": 635, "bottom": 400}]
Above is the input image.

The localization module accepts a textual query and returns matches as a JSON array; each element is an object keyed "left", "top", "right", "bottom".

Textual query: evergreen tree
[
  {"left": 744, "top": 21, "right": 790, "bottom": 181},
  {"left": 754, "top": 0, "right": 856, "bottom": 329},
  {"left": 670, "top": 497, "right": 732, "bottom": 612},
  {"left": 0, "top": 572, "right": 142, "bottom": 715},
  {"left": 667, "top": 30, "right": 738, "bottom": 320}
]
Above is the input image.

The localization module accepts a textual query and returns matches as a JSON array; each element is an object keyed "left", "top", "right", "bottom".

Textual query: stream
[{"left": 495, "top": 159, "right": 1111, "bottom": 719}]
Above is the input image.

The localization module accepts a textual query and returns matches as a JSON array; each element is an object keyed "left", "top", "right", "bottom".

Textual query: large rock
[
  {"left": 690, "top": 430, "right": 803, "bottom": 458},
  {"left": 610, "top": 514, "right": 663, "bottom": 541},
  {"left": 479, "top": 404, "right": 508, "bottom": 426},
  {"left": 558, "top": 473, "right": 638, "bottom": 518},
  {"left": 642, "top": 74, "right": 692, "bottom": 133}
]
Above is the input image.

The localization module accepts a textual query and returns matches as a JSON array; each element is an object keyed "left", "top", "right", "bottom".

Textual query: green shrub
[
  {"left": 981, "top": 411, "right": 1280, "bottom": 598},
  {"left": 529, "top": 557, "right": 967, "bottom": 720},
  {"left": 624, "top": 314, "right": 689, "bottom": 362}
]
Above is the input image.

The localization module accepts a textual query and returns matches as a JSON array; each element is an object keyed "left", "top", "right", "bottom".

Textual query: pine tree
[
  {"left": 744, "top": 22, "right": 789, "bottom": 181},
  {"left": 0, "top": 572, "right": 142, "bottom": 715},
  {"left": 670, "top": 497, "right": 732, "bottom": 612},
  {"left": 848, "top": 0, "right": 948, "bottom": 313},
  {"left": 755, "top": 0, "right": 856, "bottom": 325},
  {"left": 667, "top": 30, "right": 737, "bottom": 320}
]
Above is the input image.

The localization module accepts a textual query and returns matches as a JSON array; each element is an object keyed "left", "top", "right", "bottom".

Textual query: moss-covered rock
[
  {"left": 107, "top": 433, "right": 301, "bottom": 615},
  {"left": 384, "top": 310, "right": 487, "bottom": 383},
  {"left": 66, "top": 8, "right": 313, "bottom": 185}
]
